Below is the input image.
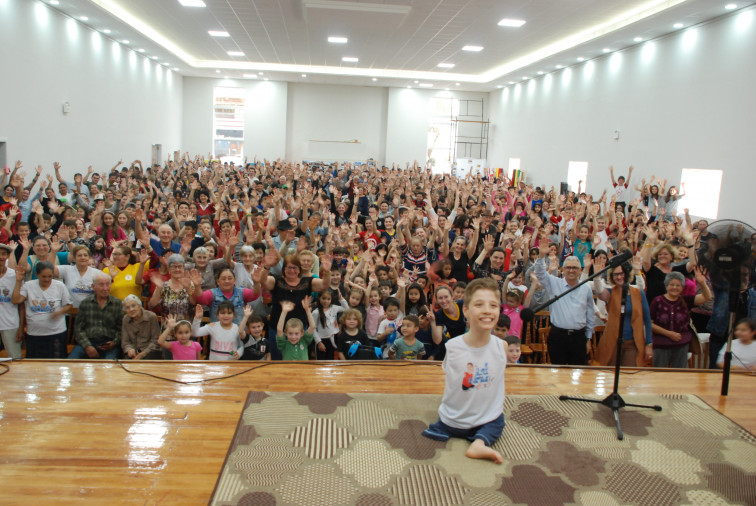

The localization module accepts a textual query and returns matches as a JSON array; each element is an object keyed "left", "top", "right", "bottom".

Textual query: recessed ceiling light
[
  {"left": 537, "top": 71, "right": 544, "bottom": 75},
  {"left": 522, "top": 76, "right": 529, "bottom": 80},
  {"left": 419, "top": 83, "right": 433, "bottom": 88},
  {"left": 301, "top": 74, "right": 307, "bottom": 77},
  {"left": 602, "top": 48, "right": 611, "bottom": 53},
  {"left": 208, "top": 30, "right": 230, "bottom": 37},
  {"left": 50, "top": 0, "right": 59, "bottom": 5},
  {"left": 413, "top": 80, "right": 419, "bottom": 84},
  {"left": 121, "top": 40, "right": 130, "bottom": 44},
  {"left": 462, "top": 45, "right": 484, "bottom": 52},
  {"left": 455, "top": 82, "right": 460, "bottom": 86},
  {"left": 342, "top": 57, "right": 359, "bottom": 62},
  {"left": 577, "top": 57, "right": 585, "bottom": 62},
  {"left": 498, "top": 18, "right": 526, "bottom": 28},
  {"left": 372, "top": 77, "right": 377, "bottom": 82},
  {"left": 80, "top": 16, "right": 88, "bottom": 21},
  {"left": 508, "top": 81, "right": 515, "bottom": 85},
  {"left": 673, "top": 23, "right": 684, "bottom": 28},
  {"left": 496, "top": 85, "right": 503, "bottom": 88},
  {"left": 328, "top": 36, "right": 348, "bottom": 43},
  {"left": 556, "top": 65, "right": 564, "bottom": 69},
  {"left": 258, "top": 72, "right": 264, "bottom": 75},
  {"left": 215, "top": 69, "right": 221, "bottom": 73},
  {"left": 150, "top": 56, "right": 158, "bottom": 60},
  {"left": 437, "top": 63, "right": 455, "bottom": 68},
  {"left": 242, "top": 74, "right": 257, "bottom": 78},
  {"left": 178, "top": 0, "right": 206, "bottom": 7},
  {"left": 227, "top": 51, "right": 244, "bottom": 57},
  {"left": 172, "top": 68, "right": 179, "bottom": 71},
  {"left": 102, "top": 29, "right": 111, "bottom": 34},
  {"left": 634, "top": 37, "right": 643, "bottom": 42},
  {"left": 725, "top": 3, "right": 737, "bottom": 10}
]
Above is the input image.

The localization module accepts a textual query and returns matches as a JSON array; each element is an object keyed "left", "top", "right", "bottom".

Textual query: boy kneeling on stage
[{"left": 422, "top": 278, "right": 507, "bottom": 464}]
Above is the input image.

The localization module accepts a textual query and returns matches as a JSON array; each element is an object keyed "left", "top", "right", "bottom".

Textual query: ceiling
[{"left": 45, "top": 0, "right": 753, "bottom": 91}]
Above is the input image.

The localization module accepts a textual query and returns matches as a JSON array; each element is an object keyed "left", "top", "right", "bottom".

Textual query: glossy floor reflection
[{"left": 0, "top": 360, "right": 753, "bottom": 504}]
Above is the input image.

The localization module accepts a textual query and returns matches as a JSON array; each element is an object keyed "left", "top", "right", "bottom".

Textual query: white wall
[
  {"left": 286, "top": 83, "right": 387, "bottom": 163},
  {"left": 488, "top": 7, "right": 756, "bottom": 221},
  {"left": 182, "top": 77, "right": 288, "bottom": 161},
  {"left": 0, "top": 0, "right": 182, "bottom": 178}
]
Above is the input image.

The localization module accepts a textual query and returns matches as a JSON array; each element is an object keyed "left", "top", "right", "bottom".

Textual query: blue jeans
[
  {"left": 422, "top": 413, "right": 505, "bottom": 447},
  {"left": 68, "top": 344, "right": 120, "bottom": 360}
]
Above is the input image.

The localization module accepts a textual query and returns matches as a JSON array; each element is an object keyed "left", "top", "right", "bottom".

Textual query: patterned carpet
[{"left": 210, "top": 392, "right": 756, "bottom": 505}]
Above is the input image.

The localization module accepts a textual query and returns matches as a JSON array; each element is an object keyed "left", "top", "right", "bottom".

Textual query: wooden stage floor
[{"left": 0, "top": 360, "right": 753, "bottom": 505}]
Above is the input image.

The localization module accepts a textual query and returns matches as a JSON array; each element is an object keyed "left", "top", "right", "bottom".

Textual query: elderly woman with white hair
[
  {"left": 121, "top": 294, "right": 162, "bottom": 360},
  {"left": 191, "top": 246, "right": 226, "bottom": 291},
  {"left": 148, "top": 254, "right": 194, "bottom": 324},
  {"left": 649, "top": 269, "right": 711, "bottom": 368}
]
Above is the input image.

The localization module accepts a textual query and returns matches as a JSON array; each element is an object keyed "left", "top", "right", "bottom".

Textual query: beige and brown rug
[{"left": 210, "top": 392, "right": 756, "bottom": 505}]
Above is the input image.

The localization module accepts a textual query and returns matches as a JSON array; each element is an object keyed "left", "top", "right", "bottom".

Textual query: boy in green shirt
[{"left": 276, "top": 297, "right": 315, "bottom": 361}]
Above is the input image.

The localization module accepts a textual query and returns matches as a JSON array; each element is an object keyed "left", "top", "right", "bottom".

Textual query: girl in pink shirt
[{"left": 158, "top": 314, "right": 202, "bottom": 360}]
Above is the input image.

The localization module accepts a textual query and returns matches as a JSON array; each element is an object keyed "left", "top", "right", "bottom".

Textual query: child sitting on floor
[{"left": 422, "top": 278, "right": 507, "bottom": 464}]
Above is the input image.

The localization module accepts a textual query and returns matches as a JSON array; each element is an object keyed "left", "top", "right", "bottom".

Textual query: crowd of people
[{"left": 0, "top": 156, "right": 753, "bottom": 370}]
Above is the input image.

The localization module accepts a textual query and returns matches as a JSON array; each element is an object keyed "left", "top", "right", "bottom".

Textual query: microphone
[
  {"left": 608, "top": 250, "right": 632, "bottom": 268},
  {"left": 520, "top": 307, "right": 534, "bottom": 323}
]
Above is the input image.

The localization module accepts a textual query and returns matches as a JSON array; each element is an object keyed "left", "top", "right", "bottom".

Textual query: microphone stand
[{"left": 558, "top": 279, "right": 661, "bottom": 441}]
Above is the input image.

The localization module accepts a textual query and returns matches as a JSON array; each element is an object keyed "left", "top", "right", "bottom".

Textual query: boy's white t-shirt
[{"left": 438, "top": 333, "right": 507, "bottom": 429}]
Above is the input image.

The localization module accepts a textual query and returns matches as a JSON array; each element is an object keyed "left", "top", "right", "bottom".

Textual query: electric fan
[{"left": 695, "top": 219, "right": 755, "bottom": 394}]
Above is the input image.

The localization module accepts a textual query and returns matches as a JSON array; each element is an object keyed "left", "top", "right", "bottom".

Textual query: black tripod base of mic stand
[
  {"left": 558, "top": 282, "right": 661, "bottom": 441},
  {"left": 559, "top": 393, "right": 662, "bottom": 440}
]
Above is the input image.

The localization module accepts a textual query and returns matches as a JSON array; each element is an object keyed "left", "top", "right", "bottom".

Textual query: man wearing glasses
[{"left": 534, "top": 239, "right": 596, "bottom": 365}]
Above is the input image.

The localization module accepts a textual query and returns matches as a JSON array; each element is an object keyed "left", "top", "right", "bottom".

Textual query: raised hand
[
  {"left": 243, "top": 304, "right": 253, "bottom": 318},
  {"left": 165, "top": 314, "right": 178, "bottom": 329},
  {"left": 301, "top": 295, "right": 312, "bottom": 310},
  {"left": 194, "top": 304, "right": 204, "bottom": 320},
  {"left": 139, "top": 248, "right": 150, "bottom": 264},
  {"left": 15, "top": 266, "right": 26, "bottom": 282},
  {"left": 280, "top": 300, "right": 296, "bottom": 313},
  {"left": 188, "top": 268, "right": 203, "bottom": 287}
]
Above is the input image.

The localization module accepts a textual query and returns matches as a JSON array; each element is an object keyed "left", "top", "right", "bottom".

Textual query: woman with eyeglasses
[
  {"left": 594, "top": 261, "right": 653, "bottom": 367},
  {"left": 102, "top": 246, "right": 150, "bottom": 300}
]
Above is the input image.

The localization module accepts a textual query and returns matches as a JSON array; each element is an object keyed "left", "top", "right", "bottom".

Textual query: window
[
  {"left": 679, "top": 168, "right": 722, "bottom": 219},
  {"left": 427, "top": 97, "right": 459, "bottom": 174},
  {"left": 213, "top": 87, "right": 245, "bottom": 161},
  {"left": 567, "top": 161, "right": 588, "bottom": 194}
]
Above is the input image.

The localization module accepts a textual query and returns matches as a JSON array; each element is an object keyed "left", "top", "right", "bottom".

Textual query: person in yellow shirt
[{"left": 103, "top": 246, "right": 150, "bottom": 300}]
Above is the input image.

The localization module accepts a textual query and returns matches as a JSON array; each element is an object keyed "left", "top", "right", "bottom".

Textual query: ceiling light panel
[
  {"left": 462, "top": 46, "right": 484, "bottom": 52},
  {"left": 498, "top": 18, "right": 526, "bottom": 28},
  {"left": 208, "top": 31, "right": 229, "bottom": 37},
  {"left": 328, "top": 36, "right": 348, "bottom": 43},
  {"left": 178, "top": 0, "right": 206, "bottom": 7}
]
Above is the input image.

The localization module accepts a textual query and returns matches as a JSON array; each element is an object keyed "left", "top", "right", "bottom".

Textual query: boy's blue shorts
[{"left": 421, "top": 413, "right": 505, "bottom": 447}]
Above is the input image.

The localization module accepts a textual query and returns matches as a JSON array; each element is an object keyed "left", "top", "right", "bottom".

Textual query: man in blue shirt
[{"left": 534, "top": 238, "right": 596, "bottom": 365}]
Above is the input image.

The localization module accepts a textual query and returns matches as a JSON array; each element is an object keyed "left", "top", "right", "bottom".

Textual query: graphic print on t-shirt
[{"left": 461, "top": 361, "right": 492, "bottom": 391}]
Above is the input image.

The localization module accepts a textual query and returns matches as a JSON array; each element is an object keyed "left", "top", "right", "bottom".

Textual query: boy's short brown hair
[
  {"left": 463, "top": 278, "right": 501, "bottom": 308},
  {"left": 403, "top": 315, "right": 420, "bottom": 327}
]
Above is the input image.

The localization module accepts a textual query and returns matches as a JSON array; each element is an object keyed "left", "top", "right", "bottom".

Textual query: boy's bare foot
[{"left": 465, "top": 439, "right": 503, "bottom": 464}]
